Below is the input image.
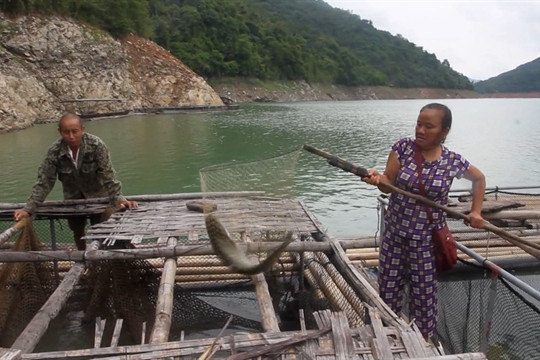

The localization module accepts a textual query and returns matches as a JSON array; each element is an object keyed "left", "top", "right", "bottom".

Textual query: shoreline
[{"left": 208, "top": 78, "right": 540, "bottom": 104}]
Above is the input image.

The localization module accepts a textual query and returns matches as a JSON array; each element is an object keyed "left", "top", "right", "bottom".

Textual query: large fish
[{"left": 205, "top": 213, "right": 293, "bottom": 275}]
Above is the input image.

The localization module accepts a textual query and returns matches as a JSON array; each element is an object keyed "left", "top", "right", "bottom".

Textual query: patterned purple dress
[{"left": 379, "top": 137, "right": 469, "bottom": 338}]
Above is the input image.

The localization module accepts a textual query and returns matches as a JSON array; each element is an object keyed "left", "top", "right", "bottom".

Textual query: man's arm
[{"left": 14, "top": 153, "right": 58, "bottom": 220}]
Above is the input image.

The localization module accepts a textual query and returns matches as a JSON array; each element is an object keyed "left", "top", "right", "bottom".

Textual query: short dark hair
[
  {"left": 58, "top": 113, "right": 83, "bottom": 129},
  {"left": 420, "top": 103, "right": 452, "bottom": 130}
]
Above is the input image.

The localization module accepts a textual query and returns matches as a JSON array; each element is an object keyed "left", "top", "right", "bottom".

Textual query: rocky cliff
[{"left": 0, "top": 13, "right": 224, "bottom": 133}]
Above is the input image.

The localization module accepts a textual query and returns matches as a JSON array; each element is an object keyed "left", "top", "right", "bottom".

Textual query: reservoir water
[{"left": 2, "top": 98, "right": 540, "bottom": 237}]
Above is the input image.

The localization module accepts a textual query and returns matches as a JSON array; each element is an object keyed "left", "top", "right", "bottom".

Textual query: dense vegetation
[
  {"left": 2, "top": 0, "right": 473, "bottom": 89},
  {"left": 474, "top": 57, "right": 540, "bottom": 93}
]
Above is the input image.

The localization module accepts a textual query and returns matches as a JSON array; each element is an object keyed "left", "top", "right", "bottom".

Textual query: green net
[{"left": 199, "top": 147, "right": 302, "bottom": 197}]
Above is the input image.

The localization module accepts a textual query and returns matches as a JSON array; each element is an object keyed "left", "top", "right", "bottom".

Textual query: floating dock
[{"left": 3, "top": 189, "right": 536, "bottom": 359}]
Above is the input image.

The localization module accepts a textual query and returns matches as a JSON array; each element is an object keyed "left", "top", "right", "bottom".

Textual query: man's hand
[
  {"left": 119, "top": 200, "right": 138, "bottom": 210},
  {"left": 14, "top": 209, "right": 30, "bottom": 222}
]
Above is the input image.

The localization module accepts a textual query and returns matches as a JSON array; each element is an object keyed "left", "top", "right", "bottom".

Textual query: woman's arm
[
  {"left": 463, "top": 164, "right": 486, "bottom": 228},
  {"left": 362, "top": 150, "right": 399, "bottom": 193}
]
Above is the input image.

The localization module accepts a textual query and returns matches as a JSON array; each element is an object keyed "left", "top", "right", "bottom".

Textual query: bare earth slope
[{"left": 0, "top": 14, "right": 223, "bottom": 133}]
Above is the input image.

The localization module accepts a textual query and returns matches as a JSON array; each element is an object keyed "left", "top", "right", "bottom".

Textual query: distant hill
[
  {"left": 1, "top": 0, "right": 473, "bottom": 90},
  {"left": 474, "top": 57, "right": 540, "bottom": 93}
]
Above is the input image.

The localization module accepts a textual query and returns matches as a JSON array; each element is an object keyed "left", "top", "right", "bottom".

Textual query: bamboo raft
[
  {"left": 345, "top": 192, "right": 540, "bottom": 269},
  {"left": 1, "top": 191, "right": 524, "bottom": 359}
]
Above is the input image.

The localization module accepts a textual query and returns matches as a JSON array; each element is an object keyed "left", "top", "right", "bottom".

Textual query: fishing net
[
  {"left": 437, "top": 264, "right": 540, "bottom": 359},
  {"left": 198, "top": 148, "right": 366, "bottom": 331},
  {"left": 0, "top": 221, "right": 56, "bottom": 347},
  {"left": 395, "top": 188, "right": 540, "bottom": 358},
  {"left": 83, "top": 243, "right": 263, "bottom": 345},
  {"left": 199, "top": 147, "right": 302, "bottom": 197}
]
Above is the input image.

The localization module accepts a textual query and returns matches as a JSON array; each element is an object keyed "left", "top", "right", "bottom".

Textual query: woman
[{"left": 362, "top": 103, "right": 485, "bottom": 339}]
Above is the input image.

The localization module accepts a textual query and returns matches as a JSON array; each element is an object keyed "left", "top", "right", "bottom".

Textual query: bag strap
[{"left": 414, "top": 142, "right": 434, "bottom": 224}]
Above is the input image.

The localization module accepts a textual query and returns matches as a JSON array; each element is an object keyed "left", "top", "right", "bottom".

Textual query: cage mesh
[
  {"left": 435, "top": 188, "right": 540, "bottom": 357},
  {"left": 0, "top": 221, "right": 56, "bottom": 347},
  {"left": 437, "top": 264, "right": 540, "bottom": 358},
  {"left": 200, "top": 147, "right": 302, "bottom": 197}
]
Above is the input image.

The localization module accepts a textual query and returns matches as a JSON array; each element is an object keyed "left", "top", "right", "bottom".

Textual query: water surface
[{"left": 2, "top": 98, "right": 540, "bottom": 237}]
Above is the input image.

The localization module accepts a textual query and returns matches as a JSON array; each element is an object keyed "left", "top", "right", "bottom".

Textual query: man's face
[{"left": 59, "top": 117, "right": 85, "bottom": 149}]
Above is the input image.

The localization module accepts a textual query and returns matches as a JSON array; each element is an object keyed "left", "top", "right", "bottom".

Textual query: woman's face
[{"left": 415, "top": 108, "right": 449, "bottom": 149}]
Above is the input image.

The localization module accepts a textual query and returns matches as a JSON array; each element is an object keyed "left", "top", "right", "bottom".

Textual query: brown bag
[
  {"left": 414, "top": 142, "right": 458, "bottom": 273},
  {"left": 432, "top": 225, "right": 458, "bottom": 273}
]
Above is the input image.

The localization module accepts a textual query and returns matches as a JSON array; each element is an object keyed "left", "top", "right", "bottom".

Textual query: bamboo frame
[{"left": 10, "top": 240, "right": 101, "bottom": 353}]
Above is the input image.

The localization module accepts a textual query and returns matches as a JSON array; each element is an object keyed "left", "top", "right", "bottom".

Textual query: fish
[{"left": 205, "top": 213, "right": 294, "bottom": 275}]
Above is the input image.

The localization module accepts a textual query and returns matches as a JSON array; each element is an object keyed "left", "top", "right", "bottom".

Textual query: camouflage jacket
[{"left": 23, "top": 133, "right": 126, "bottom": 214}]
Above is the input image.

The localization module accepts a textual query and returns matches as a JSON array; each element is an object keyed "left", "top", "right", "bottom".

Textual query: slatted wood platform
[
  {"left": 14, "top": 310, "right": 486, "bottom": 360},
  {"left": 83, "top": 195, "right": 322, "bottom": 246}
]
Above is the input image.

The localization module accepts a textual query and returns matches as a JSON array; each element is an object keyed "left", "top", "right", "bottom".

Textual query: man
[{"left": 14, "top": 113, "right": 137, "bottom": 250}]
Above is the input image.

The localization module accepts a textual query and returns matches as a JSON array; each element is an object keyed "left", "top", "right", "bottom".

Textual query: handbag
[{"left": 414, "top": 143, "right": 457, "bottom": 273}]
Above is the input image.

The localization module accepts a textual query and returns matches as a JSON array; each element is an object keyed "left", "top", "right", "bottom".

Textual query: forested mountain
[
  {"left": 474, "top": 57, "right": 540, "bottom": 93},
  {"left": 1, "top": 0, "right": 473, "bottom": 89}
]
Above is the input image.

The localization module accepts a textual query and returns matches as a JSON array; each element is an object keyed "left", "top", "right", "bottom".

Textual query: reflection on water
[{"left": 2, "top": 99, "right": 540, "bottom": 237}]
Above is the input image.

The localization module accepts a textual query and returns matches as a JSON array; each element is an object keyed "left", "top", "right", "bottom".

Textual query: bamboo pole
[
  {"left": 0, "top": 241, "right": 337, "bottom": 263},
  {"left": 0, "top": 191, "right": 264, "bottom": 210},
  {"left": 314, "top": 251, "right": 366, "bottom": 322},
  {"left": 245, "top": 235, "right": 280, "bottom": 333},
  {"left": 11, "top": 240, "right": 101, "bottom": 353},
  {"left": 0, "top": 218, "right": 28, "bottom": 246},
  {"left": 294, "top": 251, "right": 360, "bottom": 325},
  {"left": 303, "top": 144, "right": 540, "bottom": 259},
  {"left": 149, "top": 237, "right": 177, "bottom": 344}
]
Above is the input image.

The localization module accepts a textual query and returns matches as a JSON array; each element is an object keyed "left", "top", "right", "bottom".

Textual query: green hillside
[
  {"left": 474, "top": 57, "right": 540, "bottom": 93},
  {"left": 2, "top": 0, "right": 473, "bottom": 89}
]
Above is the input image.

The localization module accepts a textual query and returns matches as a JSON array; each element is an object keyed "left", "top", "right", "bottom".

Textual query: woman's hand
[
  {"left": 362, "top": 169, "right": 381, "bottom": 186},
  {"left": 467, "top": 210, "right": 485, "bottom": 229}
]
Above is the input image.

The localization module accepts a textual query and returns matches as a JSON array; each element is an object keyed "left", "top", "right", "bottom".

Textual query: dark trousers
[{"left": 68, "top": 214, "right": 102, "bottom": 250}]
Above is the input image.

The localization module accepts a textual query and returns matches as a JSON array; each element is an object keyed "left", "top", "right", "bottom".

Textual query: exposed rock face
[{"left": 0, "top": 14, "right": 223, "bottom": 133}]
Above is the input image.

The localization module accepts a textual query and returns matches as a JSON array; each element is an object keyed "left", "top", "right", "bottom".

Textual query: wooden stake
[{"left": 149, "top": 237, "right": 178, "bottom": 344}]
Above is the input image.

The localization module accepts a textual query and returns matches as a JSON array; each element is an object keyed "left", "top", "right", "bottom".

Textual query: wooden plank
[
  {"left": 251, "top": 259, "right": 280, "bottom": 332},
  {"left": 110, "top": 319, "right": 123, "bottom": 347},
  {"left": 0, "top": 348, "right": 22, "bottom": 360},
  {"left": 401, "top": 330, "right": 428, "bottom": 358},
  {"left": 411, "top": 353, "right": 487, "bottom": 360},
  {"left": 94, "top": 317, "right": 106, "bottom": 348},
  {"left": 368, "top": 307, "right": 393, "bottom": 360},
  {"left": 331, "top": 312, "right": 356, "bottom": 360},
  {"left": 313, "top": 309, "right": 332, "bottom": 329},
  {"left": 225, "top": 327, "right": 331, "bottom": 360},
  {"left": 21, "top": 329, "right": 328, "bottom": 359},
  {"left": 141, "top": 322, "right": 146, "bottom": 344}
]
